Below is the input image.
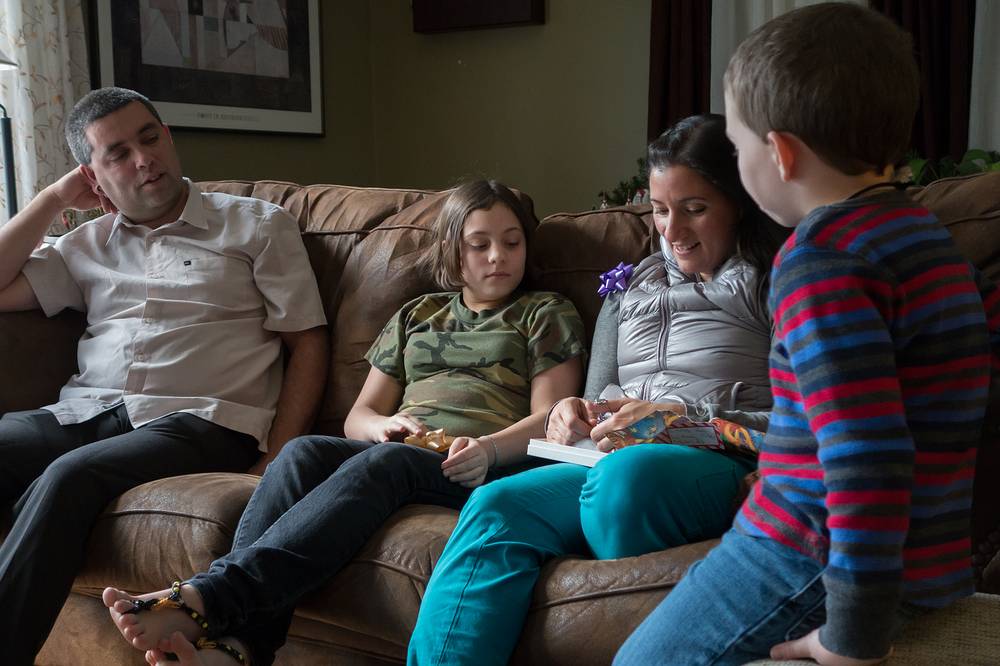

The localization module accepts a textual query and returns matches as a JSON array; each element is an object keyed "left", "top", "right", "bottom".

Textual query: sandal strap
[
  {"left": 123, "top": 581, "right": 211, "bottom": 632},
  {"left": 195, "top": 637, "right": 248, "bottom": 665},
  {"left": 163, "top": 638, "right": 248, "bottom": 664}
]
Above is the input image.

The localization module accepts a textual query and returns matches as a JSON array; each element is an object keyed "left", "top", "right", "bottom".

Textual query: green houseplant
[
  {"left": 597, "top": 157, "right": 649, "bottom": 207},
  {"left": 600, "top": 148, "right": 999, "bottom": 208},
  {"left": 905, "top": 149, "right": 1000, "bottom": 186}
]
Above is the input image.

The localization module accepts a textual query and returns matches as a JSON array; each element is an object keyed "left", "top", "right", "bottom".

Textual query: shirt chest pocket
[{"left": 163, "top": 248, "right": 258, "bottom": 306}]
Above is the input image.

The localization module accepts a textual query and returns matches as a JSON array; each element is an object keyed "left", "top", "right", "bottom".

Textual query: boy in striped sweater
[{"left": 614, "top": 4, "right": 1000, "bottom": 666}]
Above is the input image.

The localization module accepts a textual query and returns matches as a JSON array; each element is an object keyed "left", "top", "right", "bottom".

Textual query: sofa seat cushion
[
  {"left": 510, "top": 538, "right": 718, "bottom": 664},
  {"left": 72, "top": 473, "right": 461, "bottom": 602},
  {"left": 75, "top": 473, "right": 259, "bottom": 594},
  {"left": 294, "top": 506, "right": 715, "bottom": 663},
  {"left": 70, "top": 472, "right": 712, "bottom": 663},
  {"left": 290, "top": 503, "right": 459, "bottom": 657}
]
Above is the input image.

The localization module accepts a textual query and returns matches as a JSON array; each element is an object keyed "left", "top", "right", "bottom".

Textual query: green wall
[
  {"left": 170, "top": 0, "right": 651, "bottom": 217},
  {"left": 369, "top": 0, "right": 651, "bottom": 216}
]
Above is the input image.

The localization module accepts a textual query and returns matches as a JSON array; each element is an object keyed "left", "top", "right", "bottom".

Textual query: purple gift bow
[{"left": 597, "top": 262, "right": 635, "bottom": 297}]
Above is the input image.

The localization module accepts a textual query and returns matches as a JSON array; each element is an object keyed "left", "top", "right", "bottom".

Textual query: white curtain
[
  {"left": 0, "top": 1, "right": 90, "bottom": 226},
  {"left": 968, "top": 1, "right": 1000, "bottom": 151},
  {"left": 709, "top": 0, "right": 865, "bottom": 115}
]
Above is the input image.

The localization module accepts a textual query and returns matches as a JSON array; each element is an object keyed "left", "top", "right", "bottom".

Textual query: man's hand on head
[
  {"left": 50, "top": 167, "right": 104, "bottom": 212},
  {"left": 80, "top": 166, "right": 120, "bottom": 215},
  {"left": 48, "top": 166, "right": 118, "bottom": 216}
]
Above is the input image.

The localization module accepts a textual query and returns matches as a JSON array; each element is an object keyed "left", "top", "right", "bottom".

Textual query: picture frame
[
  {"left": 412, "top": 0, "right": 545, "bottom": 33},
  {"left": 92, "top": 0, "right": 323, "bottom": 136}
]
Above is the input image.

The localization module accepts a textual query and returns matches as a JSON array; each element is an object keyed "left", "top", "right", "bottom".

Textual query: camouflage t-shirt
[{"left": 365, "top": 291, "right": 587, "bottom": 438}]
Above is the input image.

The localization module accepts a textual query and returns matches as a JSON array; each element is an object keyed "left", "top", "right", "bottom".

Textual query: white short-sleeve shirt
[{"left": 21, "top": 179, "right": 327, "bottom": 449}]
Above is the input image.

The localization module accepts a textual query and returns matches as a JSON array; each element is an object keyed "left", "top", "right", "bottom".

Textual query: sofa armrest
[{"left": 0, "top": 309, "right": 84, "bottom": 414}]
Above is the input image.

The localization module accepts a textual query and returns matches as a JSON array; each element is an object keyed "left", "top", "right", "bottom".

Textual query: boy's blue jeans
[
  {"left": 408, "top": 445, "right": 754, "bottom": 665},
  {"left": 616, "top": 528, "right": 927, "bottom": 665},
  {"left": 615, "top": 528, "right": 827, "bottom": 665}
]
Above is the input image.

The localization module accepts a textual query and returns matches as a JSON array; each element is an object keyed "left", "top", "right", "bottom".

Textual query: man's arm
[
  {"left": 0, "top": 167, "right": 102, "bottom": 313},
  {"left": 0, "top": 275, "right": 39, "bottom": 312},
  {"left": 249, "top": 325, "right": 329, "bottom": 474}
]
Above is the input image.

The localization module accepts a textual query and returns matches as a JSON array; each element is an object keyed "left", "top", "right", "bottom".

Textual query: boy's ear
[{"left": 766, "top": 131, "right": 798, "bottom": 182}]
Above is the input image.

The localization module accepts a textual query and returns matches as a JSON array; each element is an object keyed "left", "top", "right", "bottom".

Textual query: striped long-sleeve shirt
[{"left": 735, "top": 190, "right": 1000, "bottom": 659}]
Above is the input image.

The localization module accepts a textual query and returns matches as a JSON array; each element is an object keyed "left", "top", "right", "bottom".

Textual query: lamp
[{"left": 0, "top": 46, "right": 19, "bottom": 218}]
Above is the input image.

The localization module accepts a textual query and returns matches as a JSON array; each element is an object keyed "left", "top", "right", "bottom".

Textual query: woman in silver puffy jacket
[{"left": 408, "top": 115, "right": 789, "bottom": 665}]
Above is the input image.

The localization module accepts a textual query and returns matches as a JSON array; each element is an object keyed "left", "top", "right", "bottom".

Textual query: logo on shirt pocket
[
  {"left": 169, "top": 250, "right": 242, "bottom": 284},
  {"left": 165, "top": 249, "right": 258, "bottom": 308}
]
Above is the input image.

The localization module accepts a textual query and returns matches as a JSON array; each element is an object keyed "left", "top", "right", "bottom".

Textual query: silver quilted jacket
[{"left": 613, "top": 249, "right": 773, "bottom": 412}]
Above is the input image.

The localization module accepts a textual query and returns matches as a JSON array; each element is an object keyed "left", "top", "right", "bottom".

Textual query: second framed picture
[{"left": 92, "top": 0, "right": 323, "bottom": 135}]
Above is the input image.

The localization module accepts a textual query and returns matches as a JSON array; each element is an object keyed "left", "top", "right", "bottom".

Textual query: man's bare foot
[
  {"left": 144, "top": 632, "right": 250, "bottom": 666},
  {"left": 103, "top": 584, "right": 210, "bottom": 651}
]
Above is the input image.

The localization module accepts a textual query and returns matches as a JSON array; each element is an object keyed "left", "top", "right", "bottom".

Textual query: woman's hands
[
  {"left": 369, "top": 413, "right": 426, "bottom": 443},
  {"left": 547, "top": 397, "right": 686, "bottom": 452},
  {"left": 441, "top": 437, "right": 492, "bottom": 488},
  {"left": 545, "top": 397, "right": 601, "bottom": 444},
  {"left": 589, "top": 397, "right": 686, "bottom": 452}
]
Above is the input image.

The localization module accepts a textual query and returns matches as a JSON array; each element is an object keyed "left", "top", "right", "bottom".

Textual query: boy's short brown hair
[{"left": 724, "top": 2, "right": 919, "bottom": 175}]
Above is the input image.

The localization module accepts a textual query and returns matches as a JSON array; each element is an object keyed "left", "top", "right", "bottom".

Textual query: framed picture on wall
[{"left": 92, "top": 0, "right": 323, "bottom": 135}]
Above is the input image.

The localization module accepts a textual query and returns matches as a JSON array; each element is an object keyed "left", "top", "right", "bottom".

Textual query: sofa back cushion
[
  {"left": 910, "top": 173, "right": 1000, "bottom": 284},
  {"left": 199, "top": 171, "right": 1000, "bottom": 436},
  {"left": 528, "top": 207, "right": 656, "bottom": 343},
  {"left": 198, "top": 181, "right": 536, "bottom": 435}
]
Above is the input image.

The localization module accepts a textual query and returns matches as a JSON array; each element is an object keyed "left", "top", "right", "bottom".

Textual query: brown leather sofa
[{"left": 2, "top": 173, "right": 997, "bottom": 665}]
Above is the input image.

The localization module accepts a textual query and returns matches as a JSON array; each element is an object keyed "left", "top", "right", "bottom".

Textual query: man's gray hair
[{"left": 65, "top": 87, "right": 163, "bottom": 165}]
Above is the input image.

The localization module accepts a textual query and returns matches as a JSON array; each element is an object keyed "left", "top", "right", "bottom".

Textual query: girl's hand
[
  {"left": 546, "top": 397, "right": 598, "bottom": 444},
  {"left": 589, "top": 398, "right": 685, "bottom": 452},
  {"left": 371, "top": 413, "right": 425, "bottom": 442},
  {"left": 441, "top": 437, "right": 490, "bottom": 488}
]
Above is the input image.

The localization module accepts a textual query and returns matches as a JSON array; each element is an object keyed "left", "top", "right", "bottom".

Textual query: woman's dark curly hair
[{"left": 648, "top": 113, "right": 790, "bottom": 307}]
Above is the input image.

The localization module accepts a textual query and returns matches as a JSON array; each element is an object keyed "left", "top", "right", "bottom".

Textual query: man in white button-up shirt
[{"left": 0, "top": 87, "right": 328, "bottom": 664}]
